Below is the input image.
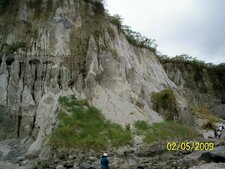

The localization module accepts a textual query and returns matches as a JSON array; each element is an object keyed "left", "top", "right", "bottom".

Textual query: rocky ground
[{"left": 1, "top": 130, "right": 225, "bottom": 169}]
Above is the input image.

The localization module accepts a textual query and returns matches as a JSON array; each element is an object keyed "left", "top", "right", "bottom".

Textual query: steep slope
[{"left": 0, "top": 0, "right": 177, "bottom": 153}]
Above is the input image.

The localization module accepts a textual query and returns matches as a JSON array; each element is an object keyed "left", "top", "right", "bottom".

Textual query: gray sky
[{"left": 106, "top": 0, "right": 225, "bottom": 64}]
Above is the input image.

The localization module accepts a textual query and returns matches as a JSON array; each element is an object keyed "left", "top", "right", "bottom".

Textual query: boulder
[
  {"left": 135, "top": 144, "right": 165, "bottom": 157},
  {"left": 198, "top": 146, "right": 225, "bottom": 163}
]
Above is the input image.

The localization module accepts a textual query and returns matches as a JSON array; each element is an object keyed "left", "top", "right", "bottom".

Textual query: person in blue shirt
[{"left": 100, "top": 152, "right": 109, "bottom": 169}]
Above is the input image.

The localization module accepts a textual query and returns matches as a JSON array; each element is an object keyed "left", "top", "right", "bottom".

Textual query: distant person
[
  {"left": 101, "top": 152, "right": 109, "bottom": 169},
  {"left": 214, "top": 129, "right": 218, "bottom": 138}
]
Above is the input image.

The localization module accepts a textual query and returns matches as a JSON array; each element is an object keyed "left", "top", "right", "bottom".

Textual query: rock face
[
  {"left": 0, "top": 1, "right": 224, "bottom": 166},
  {"left": 0, "top": 0, "right": 183, "bottom": 163},
  {"left": 162, "top": 61, "right": 225, "bottom": 118},
  {"left": 0, "top": 0, "right": 177, "bottom": 144}
]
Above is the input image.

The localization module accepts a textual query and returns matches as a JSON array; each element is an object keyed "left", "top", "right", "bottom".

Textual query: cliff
[
  {"left": 0, "top": 0, "right": 177, "bottom": 146},
  {"left": 161, "top": 60, "right": 225, "bottom": 118},
  {"left": 1, "top": 1, "right": 225, "bottom": 168}
]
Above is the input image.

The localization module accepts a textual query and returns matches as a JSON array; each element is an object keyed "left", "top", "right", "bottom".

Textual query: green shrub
[
  {"left": 50, "top": 96, "right": 132, "bottom": 150},
  {"left": 134, "top": 120, "right": 149, "bottom": 131},
  {"left": 125, "top": 123, "right": 131, "bottom": 131},
  {"left": 151, "top": 89, "right": 178, "bottom": 120},
  {"left": 59, "top": 96, "right": 89, "bottom": 108}
]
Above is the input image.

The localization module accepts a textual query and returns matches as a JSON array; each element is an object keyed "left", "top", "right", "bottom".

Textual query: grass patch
[
  {"left": 50, "top": 96, "right": 132, "bottom": 150},
  {"left": 191, "top": 106, "right": 220, "bottom": 129},
  {"left": 135, "top": 121, "right": 199, "bottom": 144}
]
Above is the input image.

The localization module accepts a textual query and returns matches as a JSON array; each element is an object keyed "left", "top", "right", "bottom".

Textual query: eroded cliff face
[
  {"left": 0, "top": 0, "right": 178, "bottom": 153},
  {"left": 162, "top": 61, "right": 225, "bottom": 118}
]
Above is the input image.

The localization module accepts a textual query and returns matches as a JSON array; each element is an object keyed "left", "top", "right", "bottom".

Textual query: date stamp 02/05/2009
[{"left": 166, "top": 142, "right": 214, "bottom": 151}]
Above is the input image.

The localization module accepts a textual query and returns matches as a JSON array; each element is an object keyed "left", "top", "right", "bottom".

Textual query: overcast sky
[{"left": 105, "top": 0, "right": 225, "bottom": 64}]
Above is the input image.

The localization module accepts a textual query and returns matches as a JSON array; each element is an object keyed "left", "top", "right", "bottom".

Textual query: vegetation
[
  {"left": 191, "top": 106, "right": 220, "bottom": 129},
  {"left": 134, "top": 120, "right": 149, "bottom": 131},
  {"left": 108, "top": 14, "right": 225, "bottom": 72},
  {"left": 0, "top": 0, "right": 13, "bottom": 15},
  {"left": 151, "top": 89, "right": 178, "bottom": 120},
  {"left": 0, "top": 0, "right": 10, "bottom": 8},
  {"left": 50, "top": 96, "right": 132, "bottom": 150},
  {"left": 109, "top": 14, "right": 123, "bottom": 30},
  {"left": 108, "top": 13, "right": 224, "bottom": 67},
  {"left": 122, "top": 25, "right": 157, "bottom": 53},
  {"left": 108, "top": 14, "right": 158, "bottom": 53},
  {"left": 158, "top": 54, "right": 225, "bottom": 71},
  {"left": 2, "top": 42, "right": 27, "bottom": 54},
  {"left": 134, "top": 121, "right": 199, "bottom": 144}
]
